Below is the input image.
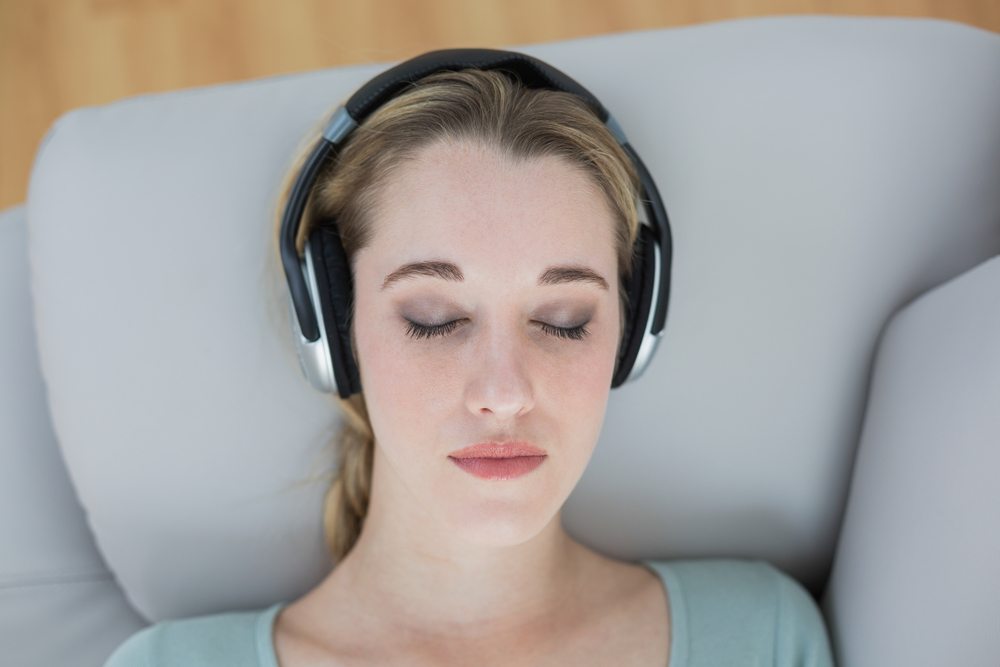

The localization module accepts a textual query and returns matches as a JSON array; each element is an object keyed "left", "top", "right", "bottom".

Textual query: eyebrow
[{"left": 380, "top": 260, "right": 609, "bottom": 291}]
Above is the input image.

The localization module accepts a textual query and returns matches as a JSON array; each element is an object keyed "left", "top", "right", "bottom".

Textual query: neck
[{"left": 312, "top": 450, "right": 598, "bottom": 645}]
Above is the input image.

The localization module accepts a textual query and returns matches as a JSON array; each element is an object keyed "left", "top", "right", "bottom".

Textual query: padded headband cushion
[{"left": 344, "top": 47, "right": 608, "bottom": 123}]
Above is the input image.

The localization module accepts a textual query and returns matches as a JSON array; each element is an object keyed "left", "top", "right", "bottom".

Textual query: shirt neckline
[
  {"left": 257, "top": 559, "right": 684, "bottom": 667},
  {"left": 640, "top": 558, "right": 687, "bottom": 667},
  {"left": 256, "top": 600, "right": 286, "bottom": 667}
]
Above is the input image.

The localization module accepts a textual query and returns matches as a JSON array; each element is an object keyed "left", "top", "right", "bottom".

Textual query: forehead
[{"left": 364, "top": 140, "right": 618, "bottom": 281}]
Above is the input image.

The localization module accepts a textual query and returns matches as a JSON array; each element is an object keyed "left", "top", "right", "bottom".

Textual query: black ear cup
[
  {"left": 612, "top": 223, "right": 657, "bottom": 388},
  {"left": 308, "top": 222, "right": 362, "bottom": 398}
]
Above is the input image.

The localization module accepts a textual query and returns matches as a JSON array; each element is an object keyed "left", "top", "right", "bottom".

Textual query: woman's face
[{"left": 351, "top": 138, "right": 623, "bottom": 547}]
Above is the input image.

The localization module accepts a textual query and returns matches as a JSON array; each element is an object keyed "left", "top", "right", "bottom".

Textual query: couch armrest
[
  {"left": 822, "top": 255, "right": 1000, "bottom": 667},
  {"left": 0, "top": 204, "right": 148, "bottom": 666}
]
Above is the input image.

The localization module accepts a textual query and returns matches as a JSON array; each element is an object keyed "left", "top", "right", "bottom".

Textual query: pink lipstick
[{"left": 448, "top": 441, "right": 548, "bottom": 480}]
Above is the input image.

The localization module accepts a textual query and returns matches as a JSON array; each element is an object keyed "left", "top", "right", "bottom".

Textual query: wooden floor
[{"left": 2, "top": 0, "right": 999, "bottom": 211}]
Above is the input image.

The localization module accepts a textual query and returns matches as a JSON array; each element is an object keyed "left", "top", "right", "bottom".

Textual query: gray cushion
[
  {"left": 822, "top": 255, "right": 1000, "bottom": 667},
  {"left": 0, "top": 204, "right": 147, "bottom": 667}
]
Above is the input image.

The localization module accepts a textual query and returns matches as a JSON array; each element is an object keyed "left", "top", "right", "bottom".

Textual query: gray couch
[{"left": 3, "top": 14, "right": 999, "bottom": 667}]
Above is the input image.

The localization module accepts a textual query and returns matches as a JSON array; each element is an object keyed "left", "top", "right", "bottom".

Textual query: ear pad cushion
[
  {"left": 612, "top": 223, "right": 656, "bottom": 388},
  {"left": 308, "top": 222, "right": 362, "bottom": 397}
]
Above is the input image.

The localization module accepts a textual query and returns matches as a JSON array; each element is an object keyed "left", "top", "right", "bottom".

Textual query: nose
[{"left": 464, "top": 323, "right": 535, "bottom": 420}]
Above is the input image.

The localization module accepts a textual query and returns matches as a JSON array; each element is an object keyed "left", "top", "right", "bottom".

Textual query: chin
[
  {"left": 458, "top": 518, "right": 552, "bottom": 549},
  {"left": 440, "top": 489, "right": 562, "bottom": 548}
]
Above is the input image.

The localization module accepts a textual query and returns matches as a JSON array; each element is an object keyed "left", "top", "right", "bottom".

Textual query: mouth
[
  {"left": 448, "top": 455, "right": 547, "bottom": 480},
  {"left": 447, "top": 441, "right": 548, "bottom": 480},
  {"left": 448, "top": 441, "right": 547, "bottom": 459}
]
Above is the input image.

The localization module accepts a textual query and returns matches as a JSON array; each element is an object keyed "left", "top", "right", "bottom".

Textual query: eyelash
[{"left": 404, "top": 319, "right": 590, "bottom": 341}]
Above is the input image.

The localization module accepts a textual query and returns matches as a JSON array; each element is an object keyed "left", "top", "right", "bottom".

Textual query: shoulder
[
  {"left": 103, "top": 624, "right": 156, "bottom": 667},
  {"left": 102, "top": 605, "right": 273, "bottom": 667},
  {"left": 645, "top": 558, "right": 834, "bottom": 667},
  {"left": 764, "top": 563, "right": 835, "bottom": 667}
]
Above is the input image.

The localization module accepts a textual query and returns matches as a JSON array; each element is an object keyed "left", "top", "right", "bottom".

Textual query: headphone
[{"left": 279, "top": 48, "right": 673, "bottom": 399}]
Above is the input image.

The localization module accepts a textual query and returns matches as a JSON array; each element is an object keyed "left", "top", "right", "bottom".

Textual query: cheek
[
  {"left": 537, "top": 346, "right": 614, "bottom": 405},
  {"left": 353, "top": 314, "right": 437, "bottom": 436},
  {"left": 550, "top": 337, "right": 618, "bottom": 432},
  {"left": 534, "top": 312, "right": 620, "bottom": 396}
]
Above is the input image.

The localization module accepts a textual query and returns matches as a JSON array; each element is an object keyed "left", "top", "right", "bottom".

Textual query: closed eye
[{"left": 404, "top": 319, "right": 590, "bottom": 341}]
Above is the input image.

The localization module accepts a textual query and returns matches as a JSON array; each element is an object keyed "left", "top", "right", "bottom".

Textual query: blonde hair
[{"left": 272, "top": 67, "right": 642, "bottom": 564}]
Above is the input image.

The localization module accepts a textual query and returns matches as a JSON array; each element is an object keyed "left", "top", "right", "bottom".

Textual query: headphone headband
[{"left": 345, "top": 48, "right": 608, "bottom": 124}]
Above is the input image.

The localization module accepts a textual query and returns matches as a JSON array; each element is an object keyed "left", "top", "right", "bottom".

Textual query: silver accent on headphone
[
  {"left": 322, "top": 106, "right": 358, "bottom": 144},
  {"left": 627, "top": 234, "right": 664, "bottom": 382},
  {"left": 288, "top": 239, "right": 338, "bottom": 393}
]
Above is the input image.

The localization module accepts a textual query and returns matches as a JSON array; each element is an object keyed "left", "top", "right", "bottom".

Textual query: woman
[{"left": 105, "top": 50, "right": 834, "bottom": 667}]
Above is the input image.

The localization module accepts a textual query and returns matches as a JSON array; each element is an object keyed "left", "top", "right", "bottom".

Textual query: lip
[
  {"left": 449, "top": 455, "right": 547, "bottom": 480},
  {"left": 448, "top": 441, "right": 548, "bottom": 459},
  {"left": 448, "top": 441, "right": 548, "bottom": 481}
]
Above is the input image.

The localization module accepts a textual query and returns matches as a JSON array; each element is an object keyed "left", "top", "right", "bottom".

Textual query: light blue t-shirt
[{"left": 104, "top": 557, "right": 835, "bottom": 666}]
